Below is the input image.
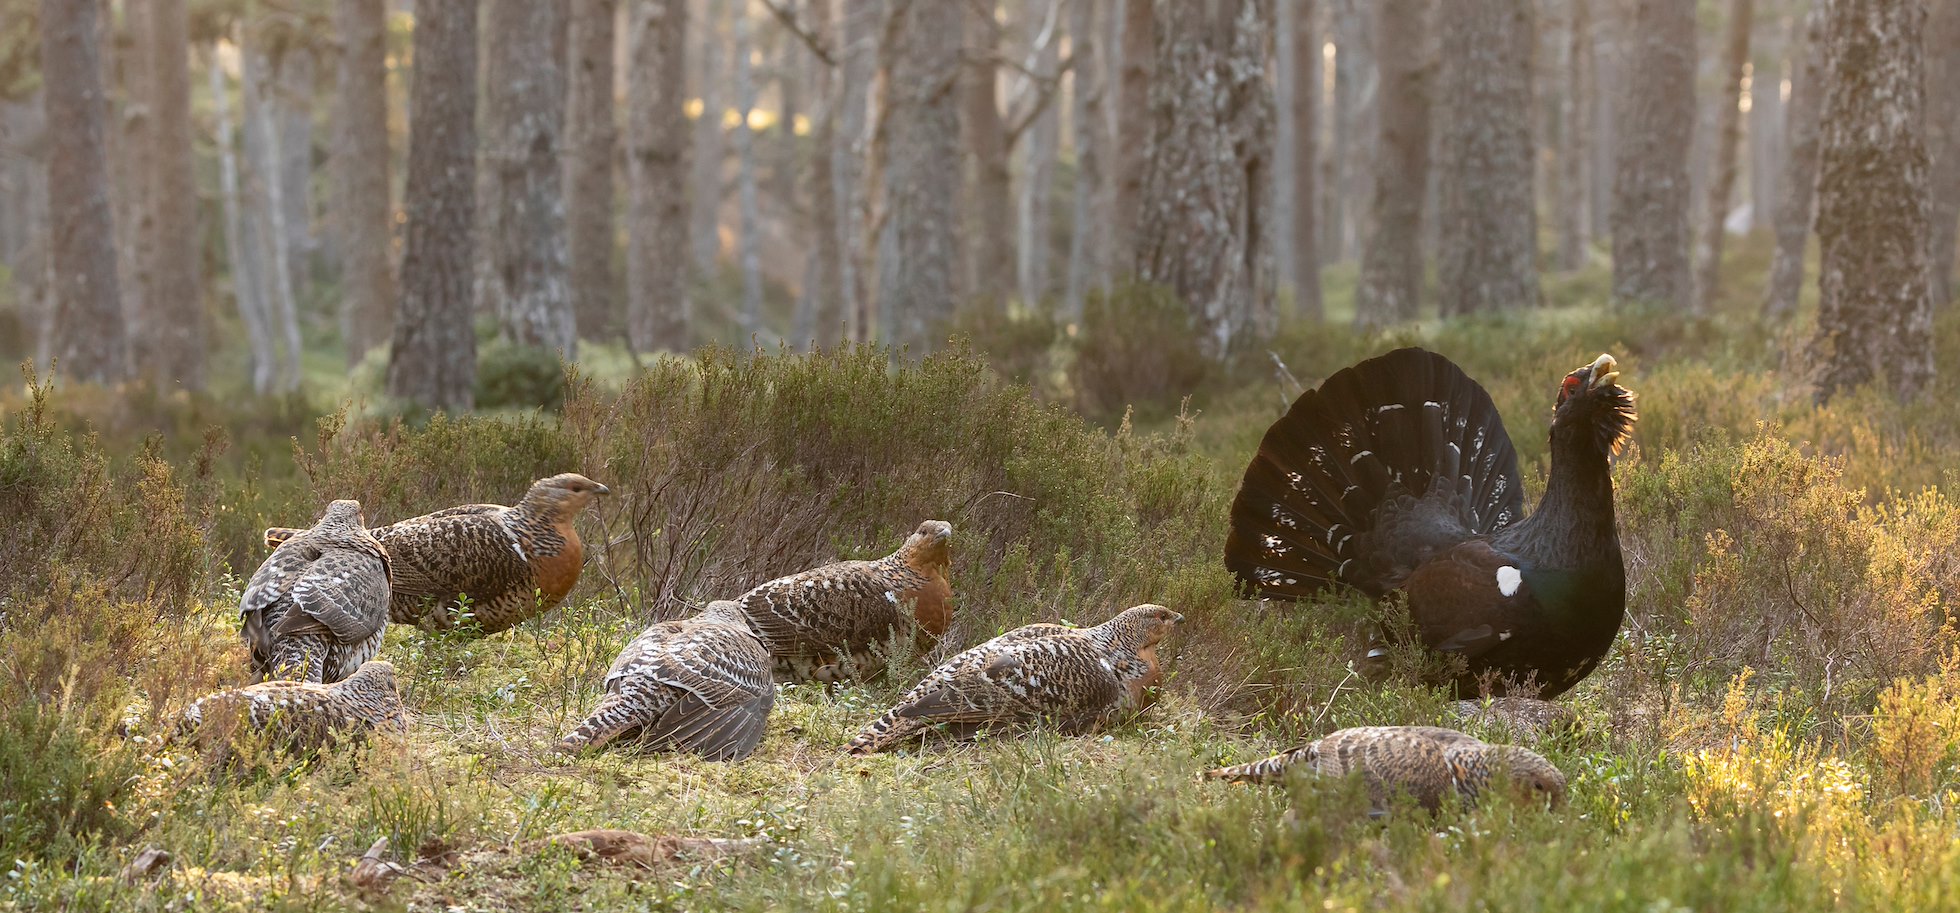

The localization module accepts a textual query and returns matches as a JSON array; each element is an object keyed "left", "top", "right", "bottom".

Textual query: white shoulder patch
[{"left": 1495, "top": 566, "right": 1523, "bottom": 598}]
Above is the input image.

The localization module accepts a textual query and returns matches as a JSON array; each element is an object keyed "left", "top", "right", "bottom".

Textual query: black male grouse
[{"left": 1225, "top": 348, "right": 1635, "bottom": 698}]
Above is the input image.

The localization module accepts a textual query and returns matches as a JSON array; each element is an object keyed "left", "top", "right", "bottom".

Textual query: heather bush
[{"left": 1070, "top": 283, "right": 1212, "bottom": 422}]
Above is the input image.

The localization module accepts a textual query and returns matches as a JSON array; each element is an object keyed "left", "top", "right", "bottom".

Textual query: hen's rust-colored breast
[
  {"left": 903, "top": 570, "right": 953, "bottom": 640},
  {"left": 531, "top": 527, "right": 585, "bottom": 608},
  {"left": 1127, "top": 645, "right": 1164, "bottom": 708}
]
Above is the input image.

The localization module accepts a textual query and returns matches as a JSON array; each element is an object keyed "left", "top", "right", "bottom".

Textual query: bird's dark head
[
  {"left": 1550, "top": 353, "right": 1636, "bottom": 457},
  {"left": 523, "top": 473, "right": 611, "bottom": 518},
  {"left": 898, "top": 520, "right": 953, "bottom": 570}
]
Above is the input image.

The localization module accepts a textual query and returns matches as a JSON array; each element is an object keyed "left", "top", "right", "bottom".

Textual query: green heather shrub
[
  {"left": 1608, "top": 429, "right": 1960, "bottom": 726},
  {"left": 474, "top": 339, "right": 569, "bottom": 412},
  {"left": 564, "top": 345, "right": 1242, "bottom": 687},
  {"left": 1071, "top": 283, "right": 1211, "bottom": 422},
  {"left": 0, "top": 368, "right": 222, "bottom": 864},
  {"left": 211, "top": 408, "right": 576, "bottom": 569},
  {"left": 947, "top": 299, "right": 1062, "bottom": 389}
]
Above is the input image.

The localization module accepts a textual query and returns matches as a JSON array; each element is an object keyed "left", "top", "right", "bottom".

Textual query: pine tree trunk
[
  {"left": 1927, "top": 0, "right": 1960, "bottom": 306},
  {"left": 1763, "top": 5, "right": 1823, "bottom": 320},
  {"left": 1135, "top": 0, "right": 1276, "bottom": 357},
  {"left": 211, "top": 47, "right": 277, "bottom": 394},
  {"left": 1811, "top": 0, "right": 1934, "bottom": 402},
  {"left": 1331, "top": 0, "right": 1375, "bottom": 261},
  {"left": 567, "top": 0, "right": 620, "bottom": 340},
  {"left": 244, "top": 40, "right": 303, "bottom": 392},
  {"left": 1018, "top": 0, "right": 1063, "bottom": 306},
  {"left": 41, "top": 0, "right": 125, "bottom": 383},
  {"left": 627, "top": 0, "right": 692, "bottom": 352},
  {"left": 690, "top": 1, "right": 726, "bottom": 273},
  {"left": 809, "top": 0, "right": 847, "bottom": 347},
  {"left": 0, "top": 98, "right": 51, "bottom": 367},
  {"left": 1063, "top": 0, "right": 1108, "bottom": 321},
  {"left": 838, "top": 0, "right": 876, "bottom": 341},
  {"left": 387, "top": 0, "right": 479, "bottom": 411},
  {"left": 148, "top": 0, "right": 203, "bottom": 388},
  {"left": 1435, "top": 0, "right": 1539, "bottom": 316},
  {"left": 1589, "top": 0, "right": 1618, "bottom": 243},
  {"left": 1353, "top": 0, "right": 1429, "bottom": 326},
  {"left": 879, "top": 0, "right": 965, "bottom": 349},
  {"left": 733, "top": 11, "right": 763, "bottom": 338},
  {"left": 1286, "top": 0, "right": 1323, "bottom": 322},
  {"left": 1555, "top": 0, "right": 1591, "bottom": 271},
  {"left": 484, "top": 0, "right": 575, "bottom": 356},
  {"left": 1747, "top": 21, "right": 1783, "bottom": 234},
  {"left": 119, "top": 0, "right": 156, "bottom": 369},
  {"left": 962, "top": 1, "right": 1014, "bottom": 309},
  {"left": 1109, "top": 0, "right": 1154, "bottom": 276},
  {"left": 1610, "top": 0, "right": 1695, "bottom": 310},
  {"left": 276, "top": 46, "right": 316, "bottom": 280},
  {"left": 335, "top": 0, "right": 396, "bottom": 365},
  {"left": 1692, "top": 0, "right": 1752, "bottom": 314}
]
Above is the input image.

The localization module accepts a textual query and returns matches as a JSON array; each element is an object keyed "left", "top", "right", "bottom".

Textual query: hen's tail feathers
[
  {"left": 264, "top": 527, "right": 304, "bottom": 550},
  {"left": 557, "top": 695, "right": 637, "bottom": 754},
  {"left": 1225, "top": 347, "right": 1524, "bottom": 600},
  {"left": 846, "top": 709, "right": 925, "bottom": 755},
  {"left": 1203, "top": 748, "right": 1310, "bottom": 784}
]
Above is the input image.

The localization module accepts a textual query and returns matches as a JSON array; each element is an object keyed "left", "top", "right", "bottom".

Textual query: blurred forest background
[
  {"left": 1, "top": 0, "right": 1954, "bottom": 410},
  {"left": 15, "top": 2, "right": 1960, "bottom": 909}
]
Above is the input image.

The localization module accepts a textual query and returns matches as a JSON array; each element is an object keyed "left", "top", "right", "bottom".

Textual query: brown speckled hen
[
  {"left": 558, "top": 601, "right": 775, "bottom": 761},
  {"left": 241, "top": 500, "right": 391, "bottom": 683},
  {"left": 847, "top": 604, "right": 1181, "bottom": 754},
  {"left": 264, "top": 473, "right": 609, "bottom": 634},
  {"left": 736, "top": 520, "right": 954, "bottom": 683},
  {"left": 176, "top": 659, "right": 407, "bottom": 753},
  {"left": 1204, "top": 725, "right": 1565, "bottom": 815}
]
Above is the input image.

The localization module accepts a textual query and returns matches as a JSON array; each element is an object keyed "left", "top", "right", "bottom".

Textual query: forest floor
[{"left": 12, "top": 240, "right": 1960, "bottom": 911}]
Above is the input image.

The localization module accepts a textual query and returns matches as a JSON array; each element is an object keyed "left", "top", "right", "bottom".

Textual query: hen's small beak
[
  {"left": 592, "top": 483, "right": 611, "bottom": 496},
  {"left": 1587, "top": 354, "right": 1620, "bottom": 390}
]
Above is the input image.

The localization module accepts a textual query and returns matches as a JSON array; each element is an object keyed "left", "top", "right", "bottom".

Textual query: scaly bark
[
  {"left": 567, "top": 0, "right": 621, "bottom": 339},
  {"left": 334, "top": 0, "right": 396, "bottom": 364},
  {"left": 878, "top": 0, "right": 965, "bottom": 349},
  {"left": 1763, "top": 6, "right": 1824, "bottom": 320},
  {"left": 1610, "top": 0, "right": 1695, "bottom": 310},
  {"left": 1353, "top": 0, "right": 1430, "bottom": 325},
  {"left": 1810, "top": 0, "right": 1934, "bottom": 402},
  {"left": 1434, "top": 0, "right": 1539, "bottom": 315},
  {"left": 627, "top": 0, "right": 692, "bottom": 352},
  {"left": 41, "top": 0, "right": 126, "bottom": 383},
  {"left": 1133, "top": 0, "right": 1276, "bottom": 357},
  {"left": 484, "top": 0, "right": 575, "bottom": 356},
  {"left": 1691, "top": 0, "right": 1753, "bottom": 314},
  {"left": 387, "top": 0, "right": 479, "bottom": 410}
]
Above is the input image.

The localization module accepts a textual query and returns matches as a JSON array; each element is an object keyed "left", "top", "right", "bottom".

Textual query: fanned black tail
[{"left": 1225, "top": 348, "right": 1524, "bottom": 600}]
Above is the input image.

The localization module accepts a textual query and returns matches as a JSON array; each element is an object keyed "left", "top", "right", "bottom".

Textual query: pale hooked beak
[
  {"left": 592, "top": 482, "right": 611, "bottom": 496},
  {"left": 1588, "top": 354, "right": 1620, "bottom": 390}
]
